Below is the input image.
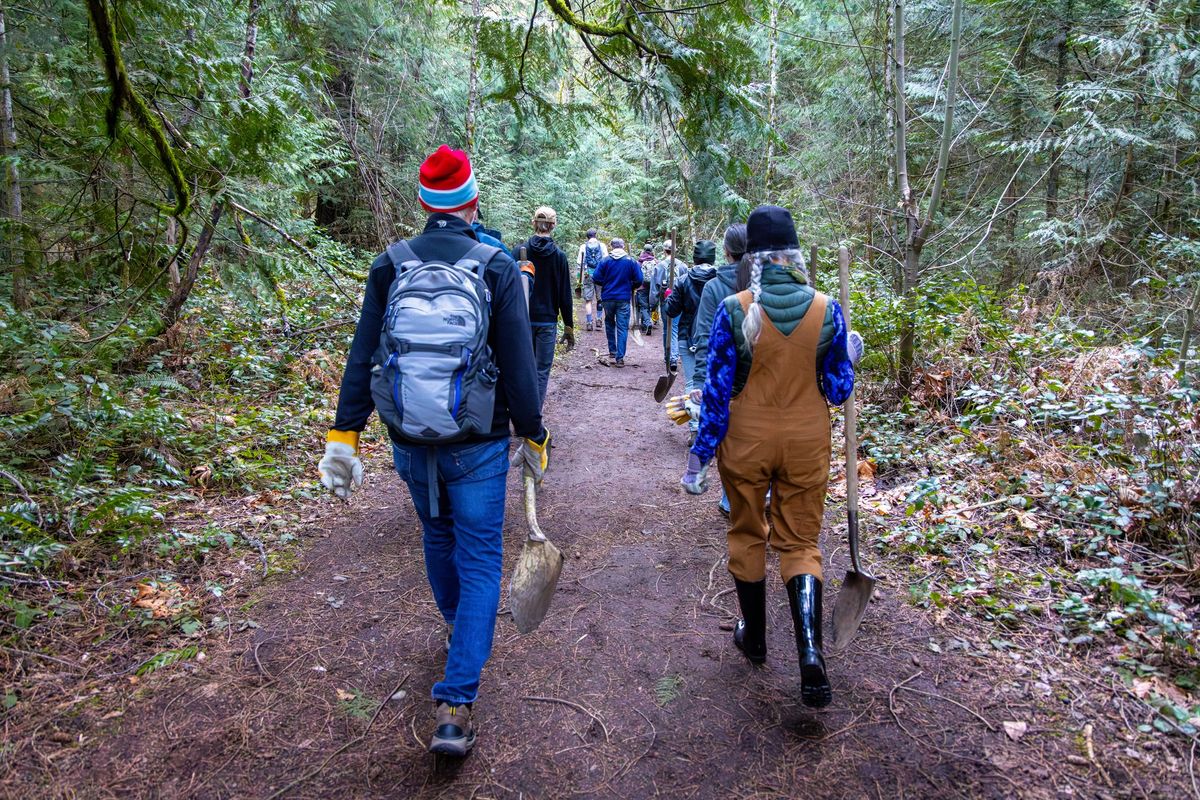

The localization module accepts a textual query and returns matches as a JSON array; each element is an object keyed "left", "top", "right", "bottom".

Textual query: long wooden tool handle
[
  {"left": 524, "top": 475, "right": 547, "bottom": 543},
  {"left": 838, "top": 246, "right": 863, "bottom": 574},
  {"left": 667, "top": 229, "right": 677, "bottom": 356}
]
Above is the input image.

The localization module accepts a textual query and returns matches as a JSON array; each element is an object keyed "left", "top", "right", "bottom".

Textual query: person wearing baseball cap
[
  {"left": 318, "top": 145, "right": 550, "bottom": 757},
  {"left": 652, "top": 239, "right": 687, "bottom": 370},
  {"left": 680, "top": 204, "right": 864, "bottom": 709},
  {"left": 514, "top": 206, "right": 574, "bottom": 407}
]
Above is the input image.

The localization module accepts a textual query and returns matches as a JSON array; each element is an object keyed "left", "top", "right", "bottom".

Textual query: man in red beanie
[{"left": 318, "top": 144, "right": 550, "bottom": 757}]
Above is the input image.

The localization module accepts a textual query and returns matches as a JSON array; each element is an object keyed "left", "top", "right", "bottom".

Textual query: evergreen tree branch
[{"left": 544, "top": 0, "right": 669, "bottom": 59}]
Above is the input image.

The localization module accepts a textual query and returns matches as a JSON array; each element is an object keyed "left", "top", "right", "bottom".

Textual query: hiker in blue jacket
[
  {"left": 471, "top": 208, "right": 510, "bottom": 255},
  {"left": 590, "top": 238, "right": 643, "bottom": 367},
  {"left": 318, "top": 145, "right": 549, "bottom": 758}
]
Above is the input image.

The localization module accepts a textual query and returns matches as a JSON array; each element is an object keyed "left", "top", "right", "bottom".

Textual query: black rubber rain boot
[
  {"left": 787, "top": 574, "right": 832, "bottom": 708},
  {"left": 732, "top": 578, "right": 767, "bottom": 664}
]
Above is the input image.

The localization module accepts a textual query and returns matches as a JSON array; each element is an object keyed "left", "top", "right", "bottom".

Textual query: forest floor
[{"left": 3, "top": 321, "right": 1192, "bottom": 799}]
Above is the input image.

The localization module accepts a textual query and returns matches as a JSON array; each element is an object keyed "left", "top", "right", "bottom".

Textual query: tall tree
[
  {"left": 893, "top": 0, "right": 964, "bottom": 396},
  {"left": 1, "top": 0, "right": 30, "bottom": 310}
]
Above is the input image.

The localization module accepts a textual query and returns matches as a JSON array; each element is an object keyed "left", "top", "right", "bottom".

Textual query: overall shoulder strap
[
  {"left": 386, "top": 240, "right": 421, "bottom": 272},
  {"left": 800, "top": 291, "right": 828, "bottom": 342}
]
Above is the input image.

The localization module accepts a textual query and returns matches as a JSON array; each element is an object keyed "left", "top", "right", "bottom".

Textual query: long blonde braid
[
  {"left": 740, "top": 249, "right": 807, "bottom": 353},
  {"left": 741, "top": 255, "right": 765, "bottom": 352}
]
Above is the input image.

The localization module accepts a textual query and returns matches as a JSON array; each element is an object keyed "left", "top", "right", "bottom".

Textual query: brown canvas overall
[{"left": 718, "top": 291, "right": 830, "bottom": 583}]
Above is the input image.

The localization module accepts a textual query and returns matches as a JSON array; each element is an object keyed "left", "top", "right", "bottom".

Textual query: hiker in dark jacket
[
  {"left": 515, "top": 206, "right": 574, "bottom": 407},
  {"left": 319, "top": 145, "right": 549, "bottom": 759},
  {"left": 665, "top": 239, "right": 718, "bottom": 397},
  {"left": 590, "top": 238, "right": 643, "bottom": 366},
  {"left": 654, "top": 240, "right": 686, "bottom": 371}
]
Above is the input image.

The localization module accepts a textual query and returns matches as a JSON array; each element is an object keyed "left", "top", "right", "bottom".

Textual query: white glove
[
  {"left": 847, "top": 330, "right": 864, "bottom": 365},
  {"left": 681, "top": 452, "right": 710, "bottom": 495},
  {"left": 319, "top": 440, "right": 363, "bottom": 500}
]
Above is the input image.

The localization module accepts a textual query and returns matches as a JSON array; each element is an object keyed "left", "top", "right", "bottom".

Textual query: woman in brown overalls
[{"left": 681, "top": 205, "right": 861, "bottom": 707}]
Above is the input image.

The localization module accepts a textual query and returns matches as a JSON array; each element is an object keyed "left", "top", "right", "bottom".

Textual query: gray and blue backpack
[{"left": 370, "top": 240, "right": 500, "bottom": 444}]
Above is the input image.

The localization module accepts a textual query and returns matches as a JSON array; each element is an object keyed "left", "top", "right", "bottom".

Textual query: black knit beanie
[
  {"left": 746, "top": 205, "right": 799, "bottom": 254},
  {"left": 693, "top": 240, "right": 717, "bottom": 265}
]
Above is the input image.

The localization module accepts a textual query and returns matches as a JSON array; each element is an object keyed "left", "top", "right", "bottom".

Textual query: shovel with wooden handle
[
  {"left": 508, "top": 475, "right": 564, "bottom": 634},
  {"left": 653, "top": 229, "right": 679, "bottom": 402},
  {"left": 830, "top": 245, "right": 877, "bottom": 651}
]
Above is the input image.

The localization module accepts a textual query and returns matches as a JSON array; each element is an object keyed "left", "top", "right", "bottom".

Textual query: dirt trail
[{"left": 27, "top": 323, "right": 1090, "bottom": 799}]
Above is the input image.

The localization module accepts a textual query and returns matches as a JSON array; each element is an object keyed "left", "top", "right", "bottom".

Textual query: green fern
[
  {"left": 654, "top": 675, "right": 684, "bottom": 707},
  {"left": 136, "top": 646, "right": 199, "bottom": 676}
]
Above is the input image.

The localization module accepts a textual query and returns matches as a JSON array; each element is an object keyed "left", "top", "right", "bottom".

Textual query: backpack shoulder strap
[
  {"left": 457, "top": 242, "right": 501, "bottom": 280},
  {"left": 386, "top": 240, "right": 420, "bottom": 273}
]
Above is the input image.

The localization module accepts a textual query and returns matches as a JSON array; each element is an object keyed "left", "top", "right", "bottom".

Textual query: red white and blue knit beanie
[{"left": 418, "top": 145, "right": 479, "bottom": 213}]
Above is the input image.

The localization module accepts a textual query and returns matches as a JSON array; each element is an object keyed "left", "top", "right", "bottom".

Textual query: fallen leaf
[
  {"left": 858, "top": 460, "right": 877, "bottom": 480},
  {"left": 1003, "top": 720, "right": 1028, "bottom": 741},
  {"left": 336, "top": 688, "right": 356, "bottom": 702}
]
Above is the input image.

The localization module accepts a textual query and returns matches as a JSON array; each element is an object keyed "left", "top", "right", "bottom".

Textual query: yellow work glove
[
  {"left": 319, "top": 430, "right": 363, "bottom": 500},
  {"left": 511, "top": 428, "right": 551, "bottom": 485},
  {"left": 664, "top": 395, "right": 691, "bottom": 426}
]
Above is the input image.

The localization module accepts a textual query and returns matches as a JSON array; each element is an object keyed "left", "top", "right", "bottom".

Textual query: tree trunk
[
  {"left": 893, "top": 0, "right": 916, "bottom": 394},
  {"left": 466, "top": 0, "right": 481, "bottom": 151},
  {"left": 1045, "top": 0, "right": 1072, "bottom": 220},
  {"left": 1002, "top": 32, "right": 1029, "bottom": 240},
  {"left": 764, "top": 0, "right": 780, "bottom": 198},
  {"left": 896, "top": 0, "right": 963, "bottom": 397},
  {"left": 1, "top": 0, "right": 31, "bottom": 310},
  {"left": 240, "top": 0, "right": 260, "bottom": 101},
  {"left": 162, "top": 202, "right": 223, "bottom": 333},
  {"left": 1181, "top": 278, "right": 1200, "bottom": 382}
]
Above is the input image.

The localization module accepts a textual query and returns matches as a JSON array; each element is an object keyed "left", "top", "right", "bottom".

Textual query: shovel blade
[
  {"left": 829, "top": 570, "right": 876, "bottom": 651},
  {"left": 509, "top": 537, "right": 564, "bottom": 634},
  {"left": 653, "top": 372, "right": 677, "bottom": 403}
]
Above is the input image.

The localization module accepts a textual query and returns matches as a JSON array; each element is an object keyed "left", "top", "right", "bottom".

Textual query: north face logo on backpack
[{"left": 370, "top": 240, "right": 500, "bottom": 444}]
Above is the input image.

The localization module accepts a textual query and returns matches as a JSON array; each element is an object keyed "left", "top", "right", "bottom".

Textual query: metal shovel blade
[
  {"left": 652, "top": 370, "right": 677, "bottom": 403},
  {"left": 830, "top": 568, "right": 876, "bottom": 651},
  {"left": 509, "top": 476, "right": 564, "bottom": 634}
]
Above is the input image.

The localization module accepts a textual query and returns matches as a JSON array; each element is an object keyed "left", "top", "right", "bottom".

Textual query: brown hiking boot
[{"left": 429, "top": 702, "right": 475, "bottom": 756}]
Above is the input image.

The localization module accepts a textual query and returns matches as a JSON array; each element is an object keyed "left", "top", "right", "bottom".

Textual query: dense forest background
[{"left": 1, "top": 0, "right": 1198, "bottom": 768}]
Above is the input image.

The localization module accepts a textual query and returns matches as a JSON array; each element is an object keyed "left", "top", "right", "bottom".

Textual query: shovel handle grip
[
  {"left": 838, "top": 246, "right": 864, "bottom": 575},
  {"left": 523, "top": 475, "right": 547, "bottom": 543}
]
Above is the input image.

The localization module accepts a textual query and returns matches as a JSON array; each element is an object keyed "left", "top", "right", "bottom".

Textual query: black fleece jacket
[
  {"left": 515, "top": 235, "right": 573, "bottom": 328},
  {"left": 332, "top": 213, "right": 543, "bottom": 442}
]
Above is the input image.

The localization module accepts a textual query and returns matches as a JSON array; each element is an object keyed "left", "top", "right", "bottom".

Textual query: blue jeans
[
  {"left": 635, "top": 289, "right": 652, "bottom": 329},
  {"left": 681, "top": 339, "right": 698, "bottom": 392},
  {"left": 601, "top": 298, "right": 631, "bottom": 359},
  {"left": 663, "top": 316, "right": 680, "bottom": 368},
  {"left": 392, "top": 439, "right": 509, "bottom": 706},
  {"left": 531, "top": 323, "right": 556, "bottom": 407}
]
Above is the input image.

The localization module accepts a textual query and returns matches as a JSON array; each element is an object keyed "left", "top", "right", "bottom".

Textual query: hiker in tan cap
[{"left": 515, "top": 206, "right": 574, "bottom": 407}]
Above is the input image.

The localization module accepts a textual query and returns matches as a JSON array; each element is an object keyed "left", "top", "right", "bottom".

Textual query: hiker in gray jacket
[{"left": 689, "top": 223, "right": 746, "bottom": 516}]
